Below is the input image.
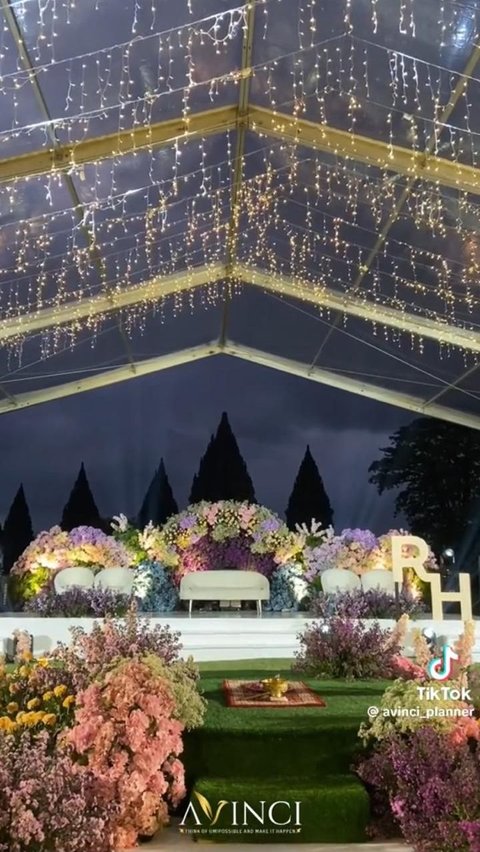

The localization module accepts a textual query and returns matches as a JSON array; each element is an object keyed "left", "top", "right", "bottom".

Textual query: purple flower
[
  {"left": 179, "top": 516, "right": 196, "bottom": 530},
  {"left": 294, "top": 616, "right": 400, "bottom": 679},
  {"left": 26, "top": 586, "right": 134, "bottom": 618},
  {"left": 260, "top": 518, "right": 281, "bottom": 532},
  {"left": 341, "top": 528, "right": 379, "bottom": 550},
  {"left": 357, "top": 727, "right": 480, "bottom": 850},
  {"left": 311, "top": 588, "right": 424, "bottom": 619}
]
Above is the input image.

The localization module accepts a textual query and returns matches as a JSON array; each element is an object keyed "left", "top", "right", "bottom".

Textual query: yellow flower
[
  {"left": 15, "top": 711, "right": 25, "bottom": 723},
  {"left": 62, "top": 695, "right": 75, "bottom": 709},
  {"left": 8, "top": 683, "right": 19, "bottom": 695},
  {"left": 27, "top": 698, "right": 41, "bottom": 710},
  {"left": 42, "top": 691, "right": 53, "bottom": 702},
  {"left": 43, "top": 713, "right": 57, "bottom": 726},
  {"left": 7, "top": 702, "right": 19, "bottom": 714},
  {"left": 21, "top": 712, "right": 36, "bottom": 727},
  {"left": 0, "top": 716, "right": 16, "bottom": 733},
  {"left": 177, "top": 533, "right": 192, "bottom": 550},
  {"left": 53, "top": 685, "right": 67, "bottom": 698},
  {"left": 18, "top": 666, "right": 29, "bottom": 678},
  {"left": 36, "top": 657, "right": 49, "bottom": 668},
  {"left": 32, "top": 711, "right": 45, "bottom": 724},
  {"left": 21, "top": 651, "right": 33, "bottom": 662}
]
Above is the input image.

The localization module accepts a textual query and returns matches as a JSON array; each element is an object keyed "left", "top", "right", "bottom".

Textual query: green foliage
[
  {"left": 369, "top": 417, "right": 480, "bottom": 552},
  {"left": 358, "top": 678, "right": 465, "bottom": 744},
  {"left": 113, "top": 525, "right": 147, "bottom": 566},
  {"left": 10, "top": 568, "right": 51, "bottom": 603},
  {"left": 143, "top": 654, "right": 206, "bottom": 730}
]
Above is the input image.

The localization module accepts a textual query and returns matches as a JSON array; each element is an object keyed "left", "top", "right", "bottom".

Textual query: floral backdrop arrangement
[
  {"left": 0, "top": 609, "right": 206, "bottom": 851},
  {"left": 303, "top": 526, "right": 438, "bottom": 586},
  {"left": 356, "top": 621, "right": 480, "bottom": 849},
  {"left": 140, "top": 501, "right": 298, "bottom": 581},
  {"left": 10, "top": 526, "right": 131, "bottom": 603},
  {"left": 7, "top": 508, "right": 439, "bottom": 614}
]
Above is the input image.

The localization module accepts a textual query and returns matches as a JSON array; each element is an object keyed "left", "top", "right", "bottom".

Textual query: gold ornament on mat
[{"left": 261, "top": 675, "right": 289, "bottom": 701}]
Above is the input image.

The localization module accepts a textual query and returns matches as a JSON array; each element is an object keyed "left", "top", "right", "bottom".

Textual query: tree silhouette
[
  {"left": 189, "top": 412, "right": 256, "bottom": 503},
  {"left": 138, "top": 459, "right": 178, "bottom": 527},
  {"left": 61, "top": 463, "right": 102, "bottom": 531},
  {"left": 369, "top": 417, "right": 480, "bottom": 556},
  {"left": 285, "top": 446, "right": 333, "bottom": 530},
  {"left": 3, "top": 485, "right": 34, "bottom": 573}
]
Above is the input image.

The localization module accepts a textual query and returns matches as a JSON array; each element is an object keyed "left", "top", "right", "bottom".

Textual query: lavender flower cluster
[
  {"left": 311, "top": 588, "right": 425, "bottom": 619},
  {"left": 294, "top": 616, "right": 400, "bottom": 680},
  {"left": 26, "top": 586, "right": 134, "bottom": 618},
  {"left": 357, "top": 727, "right": 480, "bottom": 850}
]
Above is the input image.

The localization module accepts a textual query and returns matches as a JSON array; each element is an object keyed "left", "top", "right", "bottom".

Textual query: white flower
[{"left": 111, "top": 513, "right": 129, "bottom": 532}]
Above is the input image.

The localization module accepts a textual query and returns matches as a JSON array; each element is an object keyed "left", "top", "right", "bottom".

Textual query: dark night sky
[{"left": 0, "top": 355, "right": 410, "bottom": 533}]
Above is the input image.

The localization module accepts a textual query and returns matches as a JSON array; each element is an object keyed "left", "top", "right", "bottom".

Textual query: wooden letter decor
[{"left": 390, "top": 535, "right": 473, "bottom": 622}]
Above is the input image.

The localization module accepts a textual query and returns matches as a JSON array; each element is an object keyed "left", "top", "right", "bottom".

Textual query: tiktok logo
[{"left": 426, "top": 644, "right": 459, "bottom": 681}]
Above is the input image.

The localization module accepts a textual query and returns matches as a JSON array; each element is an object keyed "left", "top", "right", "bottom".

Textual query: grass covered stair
[{"left": 181, "top": 660, "right": 388, "bottom": 844}]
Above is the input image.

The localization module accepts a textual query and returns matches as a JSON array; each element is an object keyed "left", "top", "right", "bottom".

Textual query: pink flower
[
  {"left": 67, "top": 659, "right": 186, "bottom": 849},
  {"left": 391, "top": 655, "right": 426, "bottom": 681},
  {"left": 450, "top": 715, "right": 480, "bottom": 747}
]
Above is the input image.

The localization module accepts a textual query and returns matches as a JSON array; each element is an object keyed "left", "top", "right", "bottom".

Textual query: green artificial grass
[
  {"left": 185, "top": 775, "right": 370, "bottom": 844},
  {"left": 180, "top": 659, "right": 388, "bottom": 843},
  {"left": 184, "top": 659, "right": 388, "bottom": 780}
]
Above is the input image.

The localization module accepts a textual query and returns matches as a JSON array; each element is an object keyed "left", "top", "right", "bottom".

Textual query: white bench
[{"left": 179, "top": 570, "right": 270, "bottom": 617}]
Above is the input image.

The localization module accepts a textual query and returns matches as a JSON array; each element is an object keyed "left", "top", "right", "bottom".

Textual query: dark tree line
[
  {"left": 0, "top": 412, "right": 334, "bottom": 572},
  {"left": 4, "top": 412, "right": 480, "bottom": 578},
  {"left": 369, "top": 417, "right": 480, "bottom": 566}
]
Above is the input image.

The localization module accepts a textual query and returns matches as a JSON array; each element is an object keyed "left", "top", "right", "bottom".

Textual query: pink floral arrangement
[
  {"left": 12, "top": 629, "right": 32, "bottom": 661},
  {"left": 53, "top": 607, "right": 181, "bottom": 690},
  {"left": 67, "top": 658, "right": 186, "bottom": 848},
  {"left": 390, "top": 655, "right": 425, "bottom": 681},
  {"left": 0, "top": 730, "right": 117, "bottom": 852}
]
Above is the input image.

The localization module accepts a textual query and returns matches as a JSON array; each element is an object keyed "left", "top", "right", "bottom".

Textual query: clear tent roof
[{"left": 0, "top": 0, "right": 480, "bottom": 427}]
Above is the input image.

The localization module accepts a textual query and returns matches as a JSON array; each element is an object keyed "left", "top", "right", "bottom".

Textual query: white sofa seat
[
  {"left": 179, "top": 570, "right": 270, "bottom": 616},
  {"left": 320, "top": 568, "right": 361, "bottom": 594},
  {"left": 361, "top": 569, "right": 395, "bottom": 594},
  {"left": 94, "top": 568, "right": 134, "bottom": 595},
  {"left": 54, "top": 567, "right": 95, "bottom": 595}
]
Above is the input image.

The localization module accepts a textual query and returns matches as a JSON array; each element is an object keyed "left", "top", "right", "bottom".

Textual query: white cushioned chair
[
  {"left": 54, "top": 567, "right": 95, "bottom": 595},
  {"left": 94, "top": 568, "right": 134, "bottom": 595},
  {"left": 361, "top": 569, "right": 395, "bottom": 595},
  {"left": 320, "top": 568, "right": 361, "bottom": 594},
  {"left": 179, "top": 570, "right": 270, "bottom": 616}
]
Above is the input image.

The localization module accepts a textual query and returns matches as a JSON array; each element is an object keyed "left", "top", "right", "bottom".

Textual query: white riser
[{"left": 1, "top": 615, "right": 479, "bottom": 663}]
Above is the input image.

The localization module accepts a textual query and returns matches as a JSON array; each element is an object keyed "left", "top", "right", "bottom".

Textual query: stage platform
[{"left": 1, "top": 613, "right": 479, "bottom": 661}]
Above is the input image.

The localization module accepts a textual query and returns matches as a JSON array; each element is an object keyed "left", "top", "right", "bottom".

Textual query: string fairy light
[{"left": 0, "top": 0, "right": 477, "bottom": 368}]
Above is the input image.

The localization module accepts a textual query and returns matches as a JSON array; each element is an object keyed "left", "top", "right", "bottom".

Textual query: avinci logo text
[{"left": 180, "top": 791, "right": 302, "bottom": 833}]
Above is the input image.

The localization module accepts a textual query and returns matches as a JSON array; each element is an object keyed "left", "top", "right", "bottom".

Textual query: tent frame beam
[
  {"left": 1, "top": 340, "right": 479, "bottom": 430},
  {"left": 1, "top": 105, "right": 480, "bottom": 196},
  {"left": 2, "top": 261, "right": 480, "bottom": 353}
]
